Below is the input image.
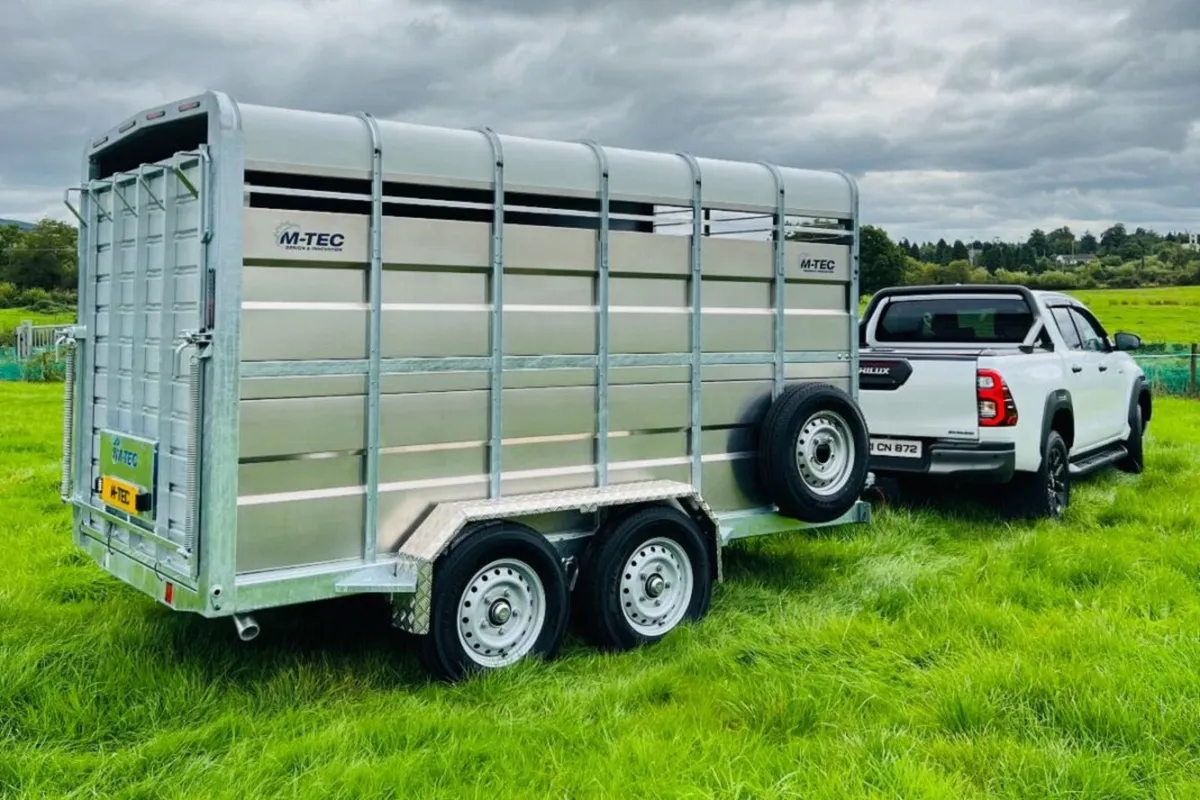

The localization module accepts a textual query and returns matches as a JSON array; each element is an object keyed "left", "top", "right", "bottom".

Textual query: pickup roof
[{"left": 857, "top": 285, "right": 1152, "bottom": 518}]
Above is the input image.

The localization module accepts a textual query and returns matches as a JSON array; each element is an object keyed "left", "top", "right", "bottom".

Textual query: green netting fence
[
  {"left": 2, "top": 338, "right": 1197, "bottom": 395},
  {"left": 1132, "top": 343, "right": 1198, "bottom": 397},
  {"left": 0, "top": 346, "right": 66, "bottom": 382}
]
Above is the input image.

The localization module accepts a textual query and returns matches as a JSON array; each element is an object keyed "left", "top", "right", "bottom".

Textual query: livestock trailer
[{"left": 60, "top": 91, "right": 872, "bottom": 680}]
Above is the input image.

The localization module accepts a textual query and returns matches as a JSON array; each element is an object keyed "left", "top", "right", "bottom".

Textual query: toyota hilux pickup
[{"left": 857, "top": 285, "right": 1151, "bottom": 518}]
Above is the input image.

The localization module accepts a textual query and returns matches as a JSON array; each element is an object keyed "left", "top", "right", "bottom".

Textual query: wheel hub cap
[
  {"left": 456, "top": 558, "right": 546, "bottom": 668},
  {"left": 619, "top": 537, "right": 695, "bottom": 636},
  {"left": 488, "top": 599, "right": 512, "bottom": 626},
  {"left": 794, "top": 411, "right": 856, "bottom": 497}
]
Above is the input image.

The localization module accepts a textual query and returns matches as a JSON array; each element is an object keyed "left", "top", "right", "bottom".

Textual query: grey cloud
[{"left": 1, "top": 0, "right": 1198, "bottom": 243}]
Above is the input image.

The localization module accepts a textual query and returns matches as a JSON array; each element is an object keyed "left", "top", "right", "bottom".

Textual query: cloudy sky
[{"left": 2, "top": 0, "right": 1198, "bottom": 243}]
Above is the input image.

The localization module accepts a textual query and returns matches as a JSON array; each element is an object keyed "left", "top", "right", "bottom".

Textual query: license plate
[
  {"left": 98, "top": 476, "right": 145, "bottom": 514},
  {"left": 870, "top": 438, "right": 923, "bottom": 459}
]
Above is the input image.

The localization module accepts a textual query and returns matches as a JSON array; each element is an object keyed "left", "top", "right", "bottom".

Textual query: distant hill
[{"left": 0, "top": 218, "right": 34, "bottom": 231}]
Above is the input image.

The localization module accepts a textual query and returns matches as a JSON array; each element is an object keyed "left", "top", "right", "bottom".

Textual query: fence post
[
  {"left": 15, "top": 321, "right": 30, "bottom": 362},
  {"left": 1190, "top": 343, "right": 1197, "bottom": 397}
]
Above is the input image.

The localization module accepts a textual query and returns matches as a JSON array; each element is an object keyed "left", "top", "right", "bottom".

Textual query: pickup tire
[
  {"left": 1006, "top": 429, "right": 1070, "bottom": 520},
  {"left": 1115, "top": 401, "right": 1145, "bottom": 474},
  {"left": 758, "top": 383, "right": 870, "bottom": 523}
]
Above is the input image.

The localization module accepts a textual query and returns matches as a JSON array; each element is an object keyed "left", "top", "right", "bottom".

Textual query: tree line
[
  {"left": 0, "top": 219, "right": 78, "bottom": 311},
  {"left": 4, "top": 216, "right": 1200, "bottom": 311},
  {"left": 858, "top": 222, "right": 1200, "bottom": 296}
]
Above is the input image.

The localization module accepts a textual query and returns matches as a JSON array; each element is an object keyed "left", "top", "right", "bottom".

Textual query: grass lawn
[
  {"left": 0, "top": 307, "right": 76, "bottom": 335},
  {"left": 860, "top": 286, "right": 1200, "bottom": 346},
  {"left": 1070, "top": 286, "right": 1200, "bottom": 345},
  {"left": 2, "top": 384, "right": 1200, "bottom": 798}
]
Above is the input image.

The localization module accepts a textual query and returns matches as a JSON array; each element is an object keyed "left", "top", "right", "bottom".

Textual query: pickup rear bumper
[{"left": 870, "top": 440, "right": 1016, "bottom": 484}]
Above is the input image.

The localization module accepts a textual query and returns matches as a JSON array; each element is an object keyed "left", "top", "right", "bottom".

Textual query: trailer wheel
[
  {"left": 418, "top": 522, "right": 569, "bottom": 682},
  {"left": 758, "top": 382, "right": 870, "bottom": 523},
  {"left": 575, "top": 505, "right": 712, "bottom": 651}
]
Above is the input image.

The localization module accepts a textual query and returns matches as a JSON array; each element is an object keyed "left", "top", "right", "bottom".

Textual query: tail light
[{"left": 977, "top": 369, "right": 1018, "bottom": 427}]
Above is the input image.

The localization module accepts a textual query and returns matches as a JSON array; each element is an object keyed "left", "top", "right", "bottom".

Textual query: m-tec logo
[
  {"left": 797, "top": 254, "right": 837, "bottom": 273},
  {"left": 275, "top": 222, "right": 346, "bottom": 252}
]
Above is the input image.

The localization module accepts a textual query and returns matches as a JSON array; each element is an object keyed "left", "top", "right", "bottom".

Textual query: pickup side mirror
[{"left": 1113, "top": 331, "right": 1141, "bottom": 351}]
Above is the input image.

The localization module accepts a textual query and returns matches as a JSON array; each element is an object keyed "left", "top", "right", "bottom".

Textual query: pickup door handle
[{"left": 1071, "top": 365, "right": 1083, "bottom": 373}]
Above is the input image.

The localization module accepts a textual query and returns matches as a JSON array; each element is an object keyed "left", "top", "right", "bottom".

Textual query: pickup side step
[{"left": 1069, "top": 444, "right": 1128, "bottom": 477}]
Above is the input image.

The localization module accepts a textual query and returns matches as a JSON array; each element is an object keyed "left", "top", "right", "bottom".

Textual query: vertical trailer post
[
  {"left": 761, "top": 161, "right": 787, "bottom": 399},
  {"left": 678, "top": 153, "right": 704, "bottom": 490},
  {"left": 153, "top": 161, "right": 180, "bottom": 549},
  {"left": 359, "top": 112, "right": 384, "bottom": 563},
  {"left": 582, "top": 140, "right": 611, "bottom": 486},
  {"left": 130, "top": 168, "right": 150, "bottom": 437},
  {"left": 480, "top": 128, "right": 506, "bottom": 498},
  {"left": 835, "top": 170, "right": 862, "bottom": 401}
]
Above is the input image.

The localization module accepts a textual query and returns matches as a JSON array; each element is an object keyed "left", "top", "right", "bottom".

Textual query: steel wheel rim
[
  {"left": 1046, "top": 447, "right": 1068, "bottom": 515},
  {"left": 619, "top": 536, "right": 694, "bottom": 636},
  {"left": 456, "top": 558, "right": 546, "bottom": 668},
  {"left": 794, "top": 410, "right": 856, "bottom": 497}
]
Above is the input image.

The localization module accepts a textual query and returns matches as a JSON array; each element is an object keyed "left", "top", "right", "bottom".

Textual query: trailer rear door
[{"left": 69, "top": 150, "right": 211, "bottom": 581}]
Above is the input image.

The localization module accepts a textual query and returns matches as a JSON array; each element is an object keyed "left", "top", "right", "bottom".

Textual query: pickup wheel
[
  {"left": 1007, "top": 429, "right": 1070, "bottom": 520},
  {"left": 758, "top": 383, "right": 870, "bottom": 523},
  {"left": 1115, "top": 401, "right": 1145, "bottom": 474}
]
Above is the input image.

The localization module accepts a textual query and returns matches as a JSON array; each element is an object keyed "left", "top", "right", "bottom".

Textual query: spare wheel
[{"left": 758, "top": 382, "right": 870, "bottom": 523}]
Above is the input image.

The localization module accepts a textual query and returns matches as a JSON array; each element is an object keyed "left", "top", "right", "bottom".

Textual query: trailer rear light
[
  {"left": 977, "top": 369, "right": 1018, "bottom": 427},
  {"left": 164, "top": 581, "right": 175, "bottom": 606},
  {"left": 146, "top": 110, "right": 166, "bottom": 120},
  {"left": 91, "top": 135, "right": 109, "bottom": 149},
  {"left": 178, "top": 101, "right": 202, "bottom": 112},
  {"left": 118, "top": 119, "right": 136, "bottom": 133}
]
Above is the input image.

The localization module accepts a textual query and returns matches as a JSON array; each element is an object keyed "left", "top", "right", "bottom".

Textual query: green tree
[
  {"left": 1047, "top": 226, "right": 1076, "bottom": 255},
  {"left": 858, "top": 224, "right": 906, "bottom": 294},
  {"left": 1079, "top": 231, "right": 1098, "bottom": 253},
  {"left": 934, "top": 238, "right": 950, "bottom": 264},
  {"left": 2, "top": 220, "right": 77, "bottom": 291},
  {"left": 1100, "top": 223, "right": 1127, "bottom": 255},
  {"left": 951, "top": 239, "right": 970, "bottom": 261},
  {"left": 1027, "top": 229, "right": 1049, "bottom": 257}
]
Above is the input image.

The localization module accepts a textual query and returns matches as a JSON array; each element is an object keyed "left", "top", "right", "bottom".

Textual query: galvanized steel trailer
[{"left": 61, "top": 91, "right": 872, "bottom": 680}]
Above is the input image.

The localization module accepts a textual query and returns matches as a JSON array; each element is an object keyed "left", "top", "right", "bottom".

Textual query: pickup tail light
[{"left": 977, "top": 369, "right": 1018, "bottom": 427}]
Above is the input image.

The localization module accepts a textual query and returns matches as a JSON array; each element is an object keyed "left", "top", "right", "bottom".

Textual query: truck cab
[{"left": 856, "top": 285, "right": 1151, "bottom": 518}]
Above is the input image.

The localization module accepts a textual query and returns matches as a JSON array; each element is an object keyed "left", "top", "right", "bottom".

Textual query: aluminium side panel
[{"left": 231, "top": 107, "right": 859, "bottom": 583}]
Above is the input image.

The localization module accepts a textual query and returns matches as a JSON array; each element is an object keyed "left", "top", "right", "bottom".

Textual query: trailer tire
[
  {"left": 758, "top": 382, "right": 870, "bottom": 523},
  {"left": 575, "top": 505, "right": 712, "bottom": 652},
  {"left": 418, "top": 521, "right": 569, "bottom": 682}
]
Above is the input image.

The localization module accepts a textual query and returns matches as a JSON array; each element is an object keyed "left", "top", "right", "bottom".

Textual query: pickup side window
[
  {"left": 873, "top": 297, "right": 1033, "bottom": 344},
  {"left": 1068, "top": 307, "right": 1109, "bottom": 352},
  {"left": 1049, "top": 307, "right": 1083, "bottom": 350}
]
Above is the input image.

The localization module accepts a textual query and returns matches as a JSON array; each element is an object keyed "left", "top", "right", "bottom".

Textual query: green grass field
[
  {"left": 1070, "top": 287, "right": 1200, "bottom": 345},
  {"left": 3, "top": 385, "right": 1200, "bottom": 798},
  {"left": 860, "top": 286, "right": 1200, "bottom": 346},
  {"left": 0, "top": 307, "right": 76, "bottom": 335}
]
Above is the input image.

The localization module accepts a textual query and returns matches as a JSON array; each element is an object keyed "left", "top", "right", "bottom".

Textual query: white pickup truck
[{"left": 857, "top": 285, "right": 1151, "bottom": 518}]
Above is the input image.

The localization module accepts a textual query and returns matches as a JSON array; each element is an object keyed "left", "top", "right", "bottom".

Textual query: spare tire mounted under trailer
[{"left": 59, "top": 91, "right": 873, "bottom": 681}]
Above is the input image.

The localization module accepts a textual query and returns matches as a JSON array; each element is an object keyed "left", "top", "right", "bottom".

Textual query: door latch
[{"left": 173, "top": 330, "right": 213, "bottom": 371}]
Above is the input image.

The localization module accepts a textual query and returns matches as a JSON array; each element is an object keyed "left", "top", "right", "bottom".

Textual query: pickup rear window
[{"left": 874, "top": 296, "right": 1033, "bottom": 344}]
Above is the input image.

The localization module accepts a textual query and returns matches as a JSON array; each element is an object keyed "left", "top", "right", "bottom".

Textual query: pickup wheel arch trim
[
  {"left": 1041, "top": 390, "right": 1074, "bottom": 455},
  {"left": 1129, "top": 375, "right": 1152, "bottom": 428}
]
